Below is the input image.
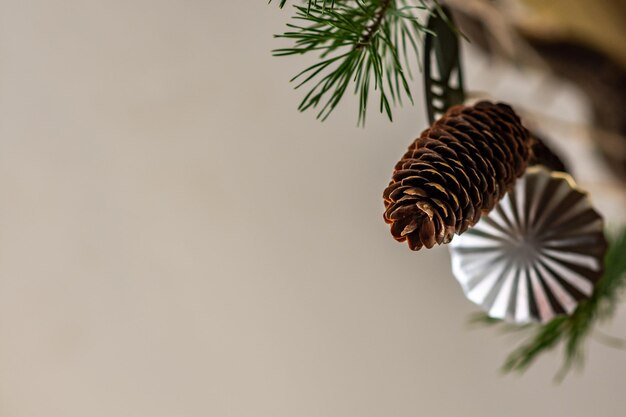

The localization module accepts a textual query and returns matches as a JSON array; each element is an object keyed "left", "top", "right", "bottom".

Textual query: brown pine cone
[{"left": 383, "top": 101, "right": 532, "bottom": 250}]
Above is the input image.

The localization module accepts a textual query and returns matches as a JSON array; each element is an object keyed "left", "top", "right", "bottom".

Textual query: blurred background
[{"left": 1, "top": 1, "right": 626, "bottom": 416}]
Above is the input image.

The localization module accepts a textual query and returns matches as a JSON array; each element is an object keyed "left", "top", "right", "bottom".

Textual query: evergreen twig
[
  {"left": 272, "top": 0, "right": 439, "bottom": 124},
  {"left": 472, "top": 227, "right": 626, "bottom": 380}
]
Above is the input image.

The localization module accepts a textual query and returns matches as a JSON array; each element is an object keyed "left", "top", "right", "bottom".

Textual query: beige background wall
[{"left": 1, "top": 1, "right": 625, "bottom": 416}]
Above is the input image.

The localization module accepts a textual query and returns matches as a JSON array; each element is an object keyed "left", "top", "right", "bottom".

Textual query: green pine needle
[
  {"left": 472, "top": 227, "right": 626, "bottom": 380},
  {"left": 272, "top": 0, "right": 435, "bottom": 125}
]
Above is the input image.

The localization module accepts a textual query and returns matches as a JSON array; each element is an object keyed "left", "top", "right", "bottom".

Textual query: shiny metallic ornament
[{"left": 449, "top": 166, "right": 607, "bottom": 324}]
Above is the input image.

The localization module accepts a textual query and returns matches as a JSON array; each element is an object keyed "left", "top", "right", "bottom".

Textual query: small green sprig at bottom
[{"left": 471, "top": 227, "right": 626, "bottom": 380}]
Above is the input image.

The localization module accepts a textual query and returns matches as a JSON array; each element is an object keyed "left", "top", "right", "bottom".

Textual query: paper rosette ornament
[{"left": 449, "top": 166, "right": 607, "bottom": 324}]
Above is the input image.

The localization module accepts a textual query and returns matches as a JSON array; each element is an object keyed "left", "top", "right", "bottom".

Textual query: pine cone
[{"left": 383, "top": 101, "right": 532, "bottom": 250}]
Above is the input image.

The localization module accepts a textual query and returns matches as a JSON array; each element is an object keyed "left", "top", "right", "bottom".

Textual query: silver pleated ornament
[{"left": 449, "top": 166, "right": 607, "bottom": 324}]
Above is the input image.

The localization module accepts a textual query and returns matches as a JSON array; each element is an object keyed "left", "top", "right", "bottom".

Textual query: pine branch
[
  {"left": 472, "top": 227, "right": 626, "bottom": 380},
  {"left": 272, "top": 0, "right": 436, "bottom": 124},
  {"left": 358, "top": 0, "right": 392, "bottom": 48}
]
